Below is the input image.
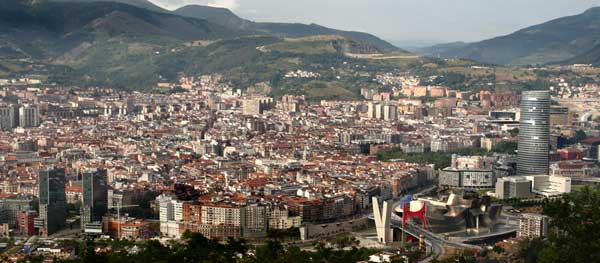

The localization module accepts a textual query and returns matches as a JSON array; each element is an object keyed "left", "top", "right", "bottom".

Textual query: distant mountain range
[
  {"left": 173, "top": 5, "right": 401, "bottom": 53},
  {"left": 564, "top": 43, "right": 600, "bottom": 66},
  {"left": 0, "top": 0, "right": 408, "bottom": 92},
  {"left": 52, "top": 0, "right": 167, "bottom": 13},
  {"left": 419, "top": 7, "right": 600, "bottom": 65},
  {"left": 0, "top": 0, "right": 238, "bottom": 59},
  {"left": 49, "top": 0, "right": 401, "bottom": 53}
]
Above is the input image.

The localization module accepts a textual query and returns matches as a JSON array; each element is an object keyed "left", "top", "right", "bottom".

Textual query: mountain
[
  {"left": 173, "top": 5, "right": 402, "bottom": 53},
  {"left": 48, "top": 1, "right": 402, "bottom": 52},
  {"left": 51, "top": 0, "right": 168, "bottom": 13},
  {"left": 563, "top": 43, "right": 600, "bottom": 65},
  {"left": 0, "top": 0, "right": 236, "bottom": 58},
  {"left": 0, "top": 0, "right": 414, "bottom": 97},
  {"left": 174, "top": 5, "right": 255, "bottom": 31},
  {"left": 254, "top": 23, "right": 401, "bottom": 53},
  {"left": 421, "top": 7, "right": 600, "bottom": 65},
  {"left": 417, "top": 42, "right": 468, "bottom": 58}
]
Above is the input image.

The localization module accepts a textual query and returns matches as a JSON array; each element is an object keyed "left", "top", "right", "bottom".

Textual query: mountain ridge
[
  {"left": 420, "top": 7, "right": 600, "bottom": 65},
  {"left": 0, "top": 0, "right": 240, "bottom": 59},
  {"left": 172, "top": 3, "right": 402, "bottom": 53},
  {"left": 48, "top": 0, "right": 401, "bottom": 52}
]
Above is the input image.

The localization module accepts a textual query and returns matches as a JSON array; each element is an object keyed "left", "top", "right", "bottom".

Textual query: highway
[
  {"left": 388, "top": 218, "right": 482, "bottom": 263},
  {"left": 369, "top": 185, "right": 483, "bottom": 262}
]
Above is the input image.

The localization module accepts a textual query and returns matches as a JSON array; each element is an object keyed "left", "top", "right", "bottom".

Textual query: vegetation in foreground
[
  {"left": 45, "top": 232, "right": 378, "bottom": 263},
  {"left": 430, "top": 186, "right": 600, "bottom": 263}
]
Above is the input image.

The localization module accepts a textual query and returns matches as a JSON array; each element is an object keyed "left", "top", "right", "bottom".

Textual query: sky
[{"left": 151, "top": 0, "right": 600, "bottom": 48}]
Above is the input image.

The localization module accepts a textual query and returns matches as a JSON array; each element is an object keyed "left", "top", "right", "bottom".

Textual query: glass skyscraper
[
  {"left": 517, "top": 90, "right": 551, "bottom": 175},
  {"left": 81, "top": 168, "right": 108, "bottom": 228},
  {"left": 37, "top": 167, "right": 67, "bottom": 236}
]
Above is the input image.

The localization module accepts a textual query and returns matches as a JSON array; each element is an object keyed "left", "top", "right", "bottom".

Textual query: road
[{"left": 386, "top": 185, "right": 481, "bottom": 262}]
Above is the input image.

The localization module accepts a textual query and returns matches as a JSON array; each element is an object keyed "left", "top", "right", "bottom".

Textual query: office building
[
  {"left": 517, "top": 90, "right": 551, "bottom": 175},
  {"left": 495, "top": 176, "right": 534, "bottom": 199},
  {"left": 19, "top": 105, "right": 40, "bottom": 128},
  {"left": 495, "top": 175, "right": 570, "bottom": 199},
  {"left": 0, "top": 105, "right": 16, "bottom": 131},
  {"left": 439, "top": 168, "right": 495, "bottom": 189},
  {"left": 517, "top": 213, "right": 549, "bottom": 238},
  {"left": 81, "top": 169, "right": 108, "bottom": 229},
  {"left": 525, "top": 175, "right": 571, "bottom": 197},
  {"left": 0, "top": 196, "right": 32, "bottom": 229},
  {"left": 383, "top": 105, "right": 397, "bottom": 121},
  {"left": 242, "top": 97, "right": 274, "bottom": 115},
  {"left": 37, "top": 167, "right": 68, "bottom": 236},
  {"left": 240, "top": 204, "right": 268, "bottom": 238}
]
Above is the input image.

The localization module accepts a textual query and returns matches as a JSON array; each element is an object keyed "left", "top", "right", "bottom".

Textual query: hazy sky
[{"left": 151, "top": 0, "right": 600, "bottom": 47}]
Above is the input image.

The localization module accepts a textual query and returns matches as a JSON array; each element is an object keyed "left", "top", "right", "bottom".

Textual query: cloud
[
  {"left": 151, "top": 0, "right": 239, "bottom": 10},
  {"left": 207, "top": 0, "right": 239, "bottom": 10}
]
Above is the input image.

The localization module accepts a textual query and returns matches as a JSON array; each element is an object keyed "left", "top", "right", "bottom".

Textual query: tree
[
  {"left": 254, "top": 240, "right": 284, "bottom": 263},
  {"left": 513, "top": 186, "right": 600, "bottom": 262},
  {"left": 492, "top": 245, "right": 504, "bottom": 254},
  {"left": 492, "top": 141, "right": 518, "bottom": 154},
  {"left": 431, "top": 250, "right": 476, "bottom": 263},
  {"left": 532, "top": 186, "right": 600, "bottom": 263},
  {"left": 570, "top": 130, "right": 588, "bottom": 144}
]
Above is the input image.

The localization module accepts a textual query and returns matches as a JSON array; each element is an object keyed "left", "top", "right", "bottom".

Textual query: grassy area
[
  {"left": 266, "top": 40, "right": 338, "bottom": 54},
  {"left": 571, "top": 184, "right": 590, "bottom": 193},
  {"left": 377, "top": 147, "right": 490, "bottom": 169}
]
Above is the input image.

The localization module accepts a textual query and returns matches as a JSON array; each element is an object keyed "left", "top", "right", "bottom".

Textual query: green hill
[
  {"left": 563, "top": 43, "right": 600, "bottom": 66},
  {"left": 173, "top": 5, "right": 402, "bottom": 53},
  {"left": 51, "top": 1, "right": 402, "bottom": 53},
  {"left": 422, "top": 7, "right": 600, "bottom": 65},
  {"left": 0, "top": 0, "right": 238, "bottom": 59},
  {"left": 0, "top": 0, "right": 421, "bottom": 100},
  {"left": 52, "top": 0, "right": 168, "bottom": 13},
  {"left": 174, "top": 5, "right": 255, "bottom": 31}
]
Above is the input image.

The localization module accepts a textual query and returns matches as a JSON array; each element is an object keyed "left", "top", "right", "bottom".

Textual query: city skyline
[{"left": 0, "top": 1, "right": 599, "bottom": 261}]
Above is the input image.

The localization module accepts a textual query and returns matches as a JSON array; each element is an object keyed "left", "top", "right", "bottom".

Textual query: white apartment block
[
  {"left": 201, "top": 205, "right": 241, "bottom": 226},
  {"left": 517, "top": 213, "right": 549, "bottom": 238}
]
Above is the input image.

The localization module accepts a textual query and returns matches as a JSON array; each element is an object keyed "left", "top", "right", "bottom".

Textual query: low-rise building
[{"left": 495, "top": 177, "right": 534, "bottom": 199}]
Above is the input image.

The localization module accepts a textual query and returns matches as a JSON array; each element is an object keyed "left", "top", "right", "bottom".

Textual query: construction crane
[{"left": 108, "top": 202, "right": 139, "bottom": 239}]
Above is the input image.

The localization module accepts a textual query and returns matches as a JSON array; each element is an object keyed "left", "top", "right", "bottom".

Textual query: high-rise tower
[
  {"left": 37, "top": 167, "right": 67, "bottom": 236},
  {"left": 19, "top": 104, "right": 40, "bottom": 128},
  {"left": 81, "top": 168, "right": 108, "bottom": 229},
  {"left": 517, "top": 90, "right": 551, "bottom": 175}
]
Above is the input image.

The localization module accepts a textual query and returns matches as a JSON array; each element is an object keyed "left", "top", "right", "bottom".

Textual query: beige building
[
  {"left": 268, "top": 206, "right": 302, "bottom": 230},
  {"left": 201, "top": 203, "right": 241, "bottom": 226},
  {"left": 517, "top": 213, "right": 549, "bottom": 238}
]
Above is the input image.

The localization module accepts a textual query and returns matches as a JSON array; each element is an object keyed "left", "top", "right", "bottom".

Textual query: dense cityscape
[{"left": 1, "top": 1, "right": 600, "bottom": 263}]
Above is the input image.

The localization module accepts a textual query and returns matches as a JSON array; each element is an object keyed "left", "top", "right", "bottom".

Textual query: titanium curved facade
[{"left": 517, "top": 91, "right": 550, "bottom": 175}]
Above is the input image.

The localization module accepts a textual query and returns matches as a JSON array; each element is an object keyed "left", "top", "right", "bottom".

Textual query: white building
[
  {"left": 268, "top": 206, "right": 302, "bottom": 230},
  {"left": 495, "top": 175, "right": 571, "bottom": 199},
  {"left": 201, "top": 204, "right": 241, "bottom": 227},
  {"left": 383, "top": 105, "right": 397, "bottom": 121},
  {"left": 525, "top": 175, "right": 571, "bottom": 197},
  {"left": 0, "top": 105, "right": 16, "bottom": 131},
  {"left": 517, "top": 213, "right": 549, "bottom": 238},
  {"left": 18, "top": 105, "right": 39, "bottom": 128},
  {"left": 157, "top": 194, "right": 184, "bottom": 238}
]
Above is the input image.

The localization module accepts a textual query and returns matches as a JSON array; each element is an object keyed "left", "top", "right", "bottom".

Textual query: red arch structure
[{"left": 402, "top": 202, "right": 426, "bottom": 228}]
